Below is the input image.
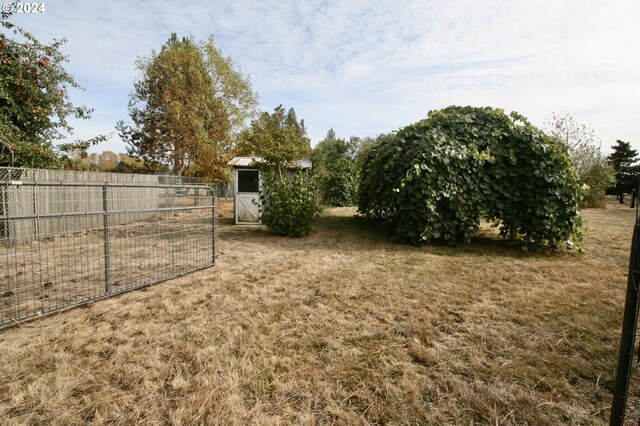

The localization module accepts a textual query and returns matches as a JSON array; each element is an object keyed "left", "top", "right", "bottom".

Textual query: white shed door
[
  {"left": 235, "top": 169, "right": 261, "bottom": 224},
  {"left": 237, "top": 193, "right": 260, "bottom": 223}
]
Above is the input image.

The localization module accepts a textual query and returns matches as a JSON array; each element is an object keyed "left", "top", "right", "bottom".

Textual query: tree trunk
[
  {"left": 509, "top": 222, "right": 516, "bottom": 242},
  {"left": 618, "top": 193, "right": 626, "bottom": 204}
]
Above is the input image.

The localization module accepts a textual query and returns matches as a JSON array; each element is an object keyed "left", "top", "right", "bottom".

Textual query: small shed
[{"left": 227, "top": 157, "right": 312, "bottom": 225}]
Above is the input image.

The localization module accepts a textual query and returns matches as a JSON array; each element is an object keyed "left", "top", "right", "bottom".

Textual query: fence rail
[{"left": 0, "top": 177, "right": 216, "bottom": 328}]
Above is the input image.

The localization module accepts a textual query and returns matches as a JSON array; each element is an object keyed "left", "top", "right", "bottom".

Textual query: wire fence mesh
[{"left": 0, "top": 168, "right": 216, "bottom": 328}]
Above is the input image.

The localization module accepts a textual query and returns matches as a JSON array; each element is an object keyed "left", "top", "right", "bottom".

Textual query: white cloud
[{"left": 7, "top": 0, "right": 640, "bottom": 153}]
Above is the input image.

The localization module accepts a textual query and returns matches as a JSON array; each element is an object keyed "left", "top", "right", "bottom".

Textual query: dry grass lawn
[{"left": 0, "top": 200, "right": 635, "bottom": 425}]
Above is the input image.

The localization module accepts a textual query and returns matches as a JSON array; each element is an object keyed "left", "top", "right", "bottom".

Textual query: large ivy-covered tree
[
  {"left": 0, "top": 10, "right": 95, "bottom": 168},
  {"left": 607, "top": 140, "right": 639, "bottom": 203},
  {"left": 311, "top": 129, "right": 358, "bottom": 206},
  {"left": 117, "top": 34, "right": 257, "bottom": 182},
  {"left": 359, "top": 106, "right": 584, "bottom": 250}
]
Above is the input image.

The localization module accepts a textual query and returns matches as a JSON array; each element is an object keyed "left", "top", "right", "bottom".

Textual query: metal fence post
[
  {"left": 0, "top": 184, "right": 5, "bottom": 242},
  {"left": 33, "top": 182, "right": 45, "bottom": 314},
  {"left": 211, "top": 188, "right": 216, "bottom": 264},
  {"left": 610, "top": 215, "right": 640, "bottom": 425},
  {"left": 103, "top": 183, "right": 112, "bottom": 294}
]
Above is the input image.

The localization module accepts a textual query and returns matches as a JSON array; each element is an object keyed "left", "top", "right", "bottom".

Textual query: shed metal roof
[
  {"left": 227, "top": 157, "right": 312, "bottom": 169},
  {"left": 227, "top": 157, "right": 262, "bottom": 167}
]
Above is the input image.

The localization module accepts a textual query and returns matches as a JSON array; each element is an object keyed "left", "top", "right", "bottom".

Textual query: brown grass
[{"left": 0, "top": 200, "right": 635, "bottom": 425}]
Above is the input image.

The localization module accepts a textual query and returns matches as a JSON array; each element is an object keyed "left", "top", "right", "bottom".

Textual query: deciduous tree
[
  {"left": 0, "top": 10, "right": 97, "bottom": 168},
  {"left": 354, "top": 136, "right": 379, "bottom": 170},
  {"left": 236, "top": 105, "right": 311, "bottom": 176},
  {"left": 117, "top": 34, "right": 257, "bottom": 182},
  {"left": 57, "top": 135, "right": 108, "bottom": 170},
  {"left": 236, "top": 105, "right": 318, "bottom": 237},
  {"left": 545, "top": 112, "right": 615, "bottom": 208},
  {"left": 95, "top": 150, "right": 119, "bottom": 172}
]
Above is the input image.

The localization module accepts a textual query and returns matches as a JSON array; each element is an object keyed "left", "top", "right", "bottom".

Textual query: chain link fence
[{"left": 0, "top": 167, "right": 217, "bottom": 328}]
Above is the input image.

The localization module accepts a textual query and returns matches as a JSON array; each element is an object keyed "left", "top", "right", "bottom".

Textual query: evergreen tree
[
  {"left": 311, "top": 129, "right": 359, "bottom": 206},
  {"left": 608, "top": 140, "right": 640, "bottom": 203}
]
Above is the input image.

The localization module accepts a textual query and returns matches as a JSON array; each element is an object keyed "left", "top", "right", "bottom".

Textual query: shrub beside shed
[{"left": 227, "top": 157, "right": 312, "bottom": 225}]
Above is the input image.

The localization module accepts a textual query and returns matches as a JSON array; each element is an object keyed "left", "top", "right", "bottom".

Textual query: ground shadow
[{"left": 217, "top": 209, "right": 570, "bottom": 260}]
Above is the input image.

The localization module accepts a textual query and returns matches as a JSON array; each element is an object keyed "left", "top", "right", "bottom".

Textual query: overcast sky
[{"left": 8, "top": 0, "right": 640, "bottom": 154}]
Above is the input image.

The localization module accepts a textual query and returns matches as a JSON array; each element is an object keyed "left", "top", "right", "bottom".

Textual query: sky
[{"left": 7, "top": 0, "right": 640, "bottom": 154}]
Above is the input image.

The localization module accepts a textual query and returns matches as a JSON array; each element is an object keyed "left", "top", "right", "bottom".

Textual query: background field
[{"left": 0, "top": 200, "right": 635, "bottom": 425}]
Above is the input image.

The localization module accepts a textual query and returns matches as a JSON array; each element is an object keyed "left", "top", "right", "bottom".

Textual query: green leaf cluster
[
  {"left": 0, "top": 15, "right": 95, "bottom": 168},
  {"left": 311, "top": 129, "right": 359, "bottom": 206},
  {"left": 358, "top": 106, "right": 585, "bottom": 249},
  {"left": 259, "top": 171, "right": 321, "bottom": 237},
  {"left": 236, "top": 105, "right": 311, "bottom": 176},
  {"left": 238, "top": 105, "right": 318, "bottom": 237}
]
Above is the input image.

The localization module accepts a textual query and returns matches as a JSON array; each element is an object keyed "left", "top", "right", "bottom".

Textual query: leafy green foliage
[
  {"left": 238, "top": 105, "right": 318, "bottom": 237},
  {"left": 358, "top": 106, "right": 584, "bottom": 250},
  {"left": 311, "top": 129, "right": 358, "bottom": 206},
  {"left": 117, "top": 33, "right": 257, "bottom": 182},
  {"left": 260, "top": 171, "right": 320, "bottom": 237},
  {"left": 0, "top": 13, "right": 97, "bottom": 168},
  {"left": 607, "top": 140, "right": 639, "bottom": 203},
  {"left": 579, "top": 161, "right": 616, "bottom": 208},
  {"left": 236, "top": 105, "right": 311, "bottom": 175},
  {"left": 545, "top": 112, "right": 615, "bottom": 208}
]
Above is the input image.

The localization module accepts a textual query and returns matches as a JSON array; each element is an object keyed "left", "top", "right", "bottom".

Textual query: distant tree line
[{"left": 59, "top": 150, "right": 147, "bottom": 173}]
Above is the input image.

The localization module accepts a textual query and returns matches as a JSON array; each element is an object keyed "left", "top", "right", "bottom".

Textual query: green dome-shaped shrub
[{"left": 358, "top": 106, "right": 584, "bottom": 249}]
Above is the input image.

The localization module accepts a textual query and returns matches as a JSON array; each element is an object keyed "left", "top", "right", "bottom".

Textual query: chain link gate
[{"left": 1, "top": 172, "right": 216, "bottom": 328}]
